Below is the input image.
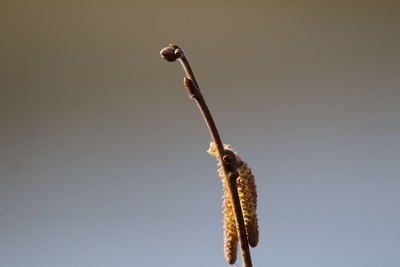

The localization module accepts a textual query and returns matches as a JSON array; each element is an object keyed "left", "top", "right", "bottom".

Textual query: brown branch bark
[{"left": 160, "top": 44, "right": 253, "bottom": 267}]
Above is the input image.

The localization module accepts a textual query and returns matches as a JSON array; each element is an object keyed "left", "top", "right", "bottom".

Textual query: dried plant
[{"left": 160, "top": 44, "right": 259, "bottom": 267}]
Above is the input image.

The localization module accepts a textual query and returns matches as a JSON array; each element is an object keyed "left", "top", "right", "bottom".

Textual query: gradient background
[{"left": 1, "top": 1, "right": 400, "bottom": 266}]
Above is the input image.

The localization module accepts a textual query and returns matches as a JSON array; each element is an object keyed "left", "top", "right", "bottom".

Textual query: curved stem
[
  {"left": 179, "top": 56, "right": 200, "bottom": 89},
  {"left": 161, "top": 44, "right": 253, "bottom": 267},
  {"left": 182, "top": 74, "right": 224, "bottom": 162}
]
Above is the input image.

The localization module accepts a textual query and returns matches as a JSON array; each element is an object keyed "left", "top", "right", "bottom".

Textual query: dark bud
[
  {"left": 222, "top": 150, "right": 238, "bottom": 173},
  {"left": 183, "top": 77, "right": 199, "bottom": 98},
  {"left": 160, "top": 47, "right": 177, "bottom": 62},
  {"left": 160, "top": 44, "right": 183, "bottom": 62}
]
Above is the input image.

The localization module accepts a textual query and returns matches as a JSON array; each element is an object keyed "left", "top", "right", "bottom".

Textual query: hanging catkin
[
  {"left": 208, "top": 142, "right": 259, "bottom": 264},
  {"left": 236, "top": 156, "right": 259, "bottom": 247},
  {"left": 221, "top": 164, "right": 238, "bottom": 264}
]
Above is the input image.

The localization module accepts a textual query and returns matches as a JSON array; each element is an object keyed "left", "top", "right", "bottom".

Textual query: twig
[{"left": 160, "top": 44, "right": 253, "bottom": 267}]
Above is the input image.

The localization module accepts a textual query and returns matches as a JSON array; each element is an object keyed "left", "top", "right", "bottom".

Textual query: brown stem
[{"left": 160, "top": 44, "right": 253, "bottom": 267}]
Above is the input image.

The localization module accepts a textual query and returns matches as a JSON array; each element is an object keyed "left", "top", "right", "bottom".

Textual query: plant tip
[{"left": 160, "top": 44, "right": 183, "bottom": 62}]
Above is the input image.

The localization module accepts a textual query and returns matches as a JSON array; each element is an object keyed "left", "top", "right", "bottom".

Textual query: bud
[
  {"left": 183, "top": 77, "right": 198, "bottom": 98},
  {"left": 160, "top": 44, "right": 183, "bottom": 62}
]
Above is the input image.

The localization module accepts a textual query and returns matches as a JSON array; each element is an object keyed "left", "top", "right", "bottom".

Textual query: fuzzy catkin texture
[
  {"left": 222, "top": 170, "right": 238, "bottom": 264},
  {"left": 214, "top": 151, "right": 238, "bottom": 264},
  {"left": 236, "top": 157, "right": 259, "bottom": 247},
  {"left": 208, "top": 142, "right": 259, "bottom": 264}
]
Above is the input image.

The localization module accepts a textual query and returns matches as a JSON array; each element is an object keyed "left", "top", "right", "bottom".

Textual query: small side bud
[
  {"left": 183, "top": 77, "right": 198, "bottom": 98},
  {"left": 223, "top": 150, "right": 238, "bottom": 173}
]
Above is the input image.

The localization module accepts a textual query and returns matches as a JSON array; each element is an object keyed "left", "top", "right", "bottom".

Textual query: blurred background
[{"left": 1, "top": 1, "right": 399, "bottom": 266}]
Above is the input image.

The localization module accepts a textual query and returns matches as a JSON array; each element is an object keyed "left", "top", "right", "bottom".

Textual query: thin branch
[{"left": 160, "top": 44, "right": 253, "bottom": 267}]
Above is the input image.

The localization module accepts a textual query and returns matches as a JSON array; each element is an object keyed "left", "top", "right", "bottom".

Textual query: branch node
[
  {"left": 183, "top": 77, "right": 200, "bottom": 99},
  {"left": 223, "top": 150, "right": 238, "bottom": 173}
]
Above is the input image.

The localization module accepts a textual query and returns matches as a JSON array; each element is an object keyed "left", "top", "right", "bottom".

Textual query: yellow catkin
[
  {"left": 208, "top": 142, "right": 259, "bottom": 263},
  {"left": 236, "top": 156, "right": 259, "bottom": 247},
  {"left": 222, "top": 168, "right": 238, "bottom": 264},
  {"left": 208, "top": 144, "right": 238, "bottom": 264}
]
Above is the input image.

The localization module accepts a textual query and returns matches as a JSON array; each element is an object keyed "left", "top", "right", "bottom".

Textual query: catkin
[
  {"left": 222, "top": 167, "right": 238, "bottom": 264},
  {"left": 208, "top": 142, "right": 259, "bottom": 264},
  {"left": 236, "top": 156, "right": 259, "bottom": 247}
]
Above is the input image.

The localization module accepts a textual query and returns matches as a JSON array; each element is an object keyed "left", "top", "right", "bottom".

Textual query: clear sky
[{"left": 1, "top": 1, "right": 399, "bottom": 266}]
